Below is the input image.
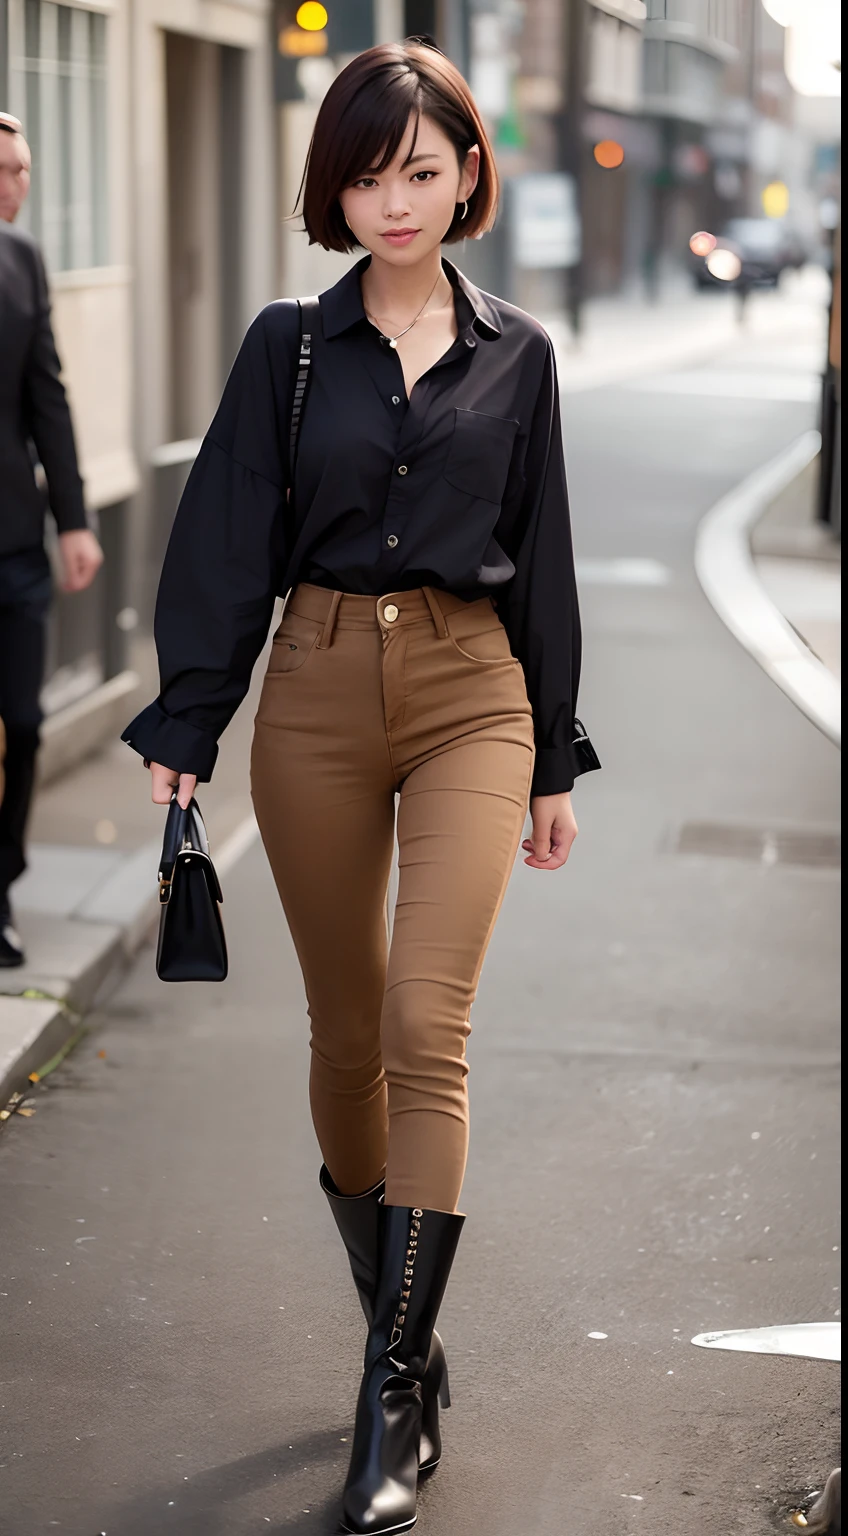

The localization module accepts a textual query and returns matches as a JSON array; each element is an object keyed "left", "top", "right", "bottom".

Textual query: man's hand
[
  {"left": 150, "top": 763, "right": 197, "bottom": 810},
  {"left": 58, "top": 528, "right": 103, "bottom": 592},
  {"left": 522, "top": 792, "right": 578, "bottom": 871}
]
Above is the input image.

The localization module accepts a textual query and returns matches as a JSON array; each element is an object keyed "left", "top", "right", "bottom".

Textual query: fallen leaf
[{"left": 17, "top": 1108, "right": 36, "bottom": 1118}]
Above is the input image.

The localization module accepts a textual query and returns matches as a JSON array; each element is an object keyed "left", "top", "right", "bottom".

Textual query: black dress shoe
[
  {"left": 320, "top": 1167, "right": 451, "bottom": 1473},
  {"left": 340, "top": 1202, "right": 464, "bottom": 1535},
  {"left": 0, "top": 896, "right": 25, "bottom": 968}
]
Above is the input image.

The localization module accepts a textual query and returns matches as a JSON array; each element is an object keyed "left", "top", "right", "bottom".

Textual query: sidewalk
[
  {"left": 0, "top": 646, "right": 266, "bottom": 1107},
  {"left": 546, "top": 264, "right": 830, "bottom": 393},
  {"left": 751, "top": 454, "right": 841, "bottom": 680}
]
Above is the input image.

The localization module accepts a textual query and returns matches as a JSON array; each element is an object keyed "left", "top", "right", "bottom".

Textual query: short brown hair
[{"left": 299, "top": 40, "right": 499, "bottom": 253}]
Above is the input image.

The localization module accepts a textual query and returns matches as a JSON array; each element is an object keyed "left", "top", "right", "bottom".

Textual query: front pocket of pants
[
  {"left": 442, "top": 408, "right": 519, "bottom": 503},
  {"left": 266, "top": 613, "right": 322, "bottom": 675},
  {"left": 447, "top": 622, "right": 519, "bottom": 667}
]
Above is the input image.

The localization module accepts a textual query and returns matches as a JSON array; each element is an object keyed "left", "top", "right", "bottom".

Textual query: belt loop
[
  {"left": 317, "top": 589, "right": 342, "bottom": 649},
  {"left": 421, "top": 585, "right": 449, "bottom": 638}
]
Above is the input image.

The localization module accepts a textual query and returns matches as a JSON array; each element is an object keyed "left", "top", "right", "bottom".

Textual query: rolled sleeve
[{"left": 121, "top": 700, "right": 219, "bottom": 781}]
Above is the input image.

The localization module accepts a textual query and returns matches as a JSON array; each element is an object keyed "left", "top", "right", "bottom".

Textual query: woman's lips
[{"left": 380, "top": 229, "right": 420, "bottom": 246}]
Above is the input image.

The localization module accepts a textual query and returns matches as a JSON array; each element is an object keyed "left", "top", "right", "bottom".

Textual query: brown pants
[{"left": 250, "top": 584, "right": 535, "bottom": 1212}]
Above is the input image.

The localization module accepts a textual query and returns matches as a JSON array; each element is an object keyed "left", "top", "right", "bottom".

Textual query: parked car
[{"left": 693, "top": 217, "right": 808, "bottom": 289}]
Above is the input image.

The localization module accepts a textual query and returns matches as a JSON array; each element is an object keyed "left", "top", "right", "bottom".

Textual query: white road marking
[
  {"left": 692, "top": 1322, "right": 841, "bottom": 1362},
  {"left": 627, "top": 370, "right": 820, "bottom": 402},
  {"left": 576, "top": 558, "right": 672, "bottom": 586}
]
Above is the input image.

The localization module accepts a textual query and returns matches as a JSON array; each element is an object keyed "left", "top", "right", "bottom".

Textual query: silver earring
[{"left": 460, "top": 201, "right": 469, "bottom": 221}]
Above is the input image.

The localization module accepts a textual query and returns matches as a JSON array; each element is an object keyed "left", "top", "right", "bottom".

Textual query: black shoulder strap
[{"left": 289, "top": 296, "right": 319, "bottom": 484}]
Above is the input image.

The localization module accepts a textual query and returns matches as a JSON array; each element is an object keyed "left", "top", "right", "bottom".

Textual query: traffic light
[
  {"left": 274, "top": 1, "right": 375, "bottom": 101},
  {"left": 278, "top": 3, "right": 329, "bottom": 59}
]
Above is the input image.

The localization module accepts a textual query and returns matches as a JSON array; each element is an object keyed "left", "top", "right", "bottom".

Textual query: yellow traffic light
[{"left": 296, "top": 2, "right": 328, "bottom": 28}]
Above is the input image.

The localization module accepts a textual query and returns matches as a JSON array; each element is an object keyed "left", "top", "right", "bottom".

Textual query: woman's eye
[
  {"left": 412, "top": 171, "right": 435, "bottom": 182},
  {"left": 354, "top": 177, "right": 377, "bottom": 189}
]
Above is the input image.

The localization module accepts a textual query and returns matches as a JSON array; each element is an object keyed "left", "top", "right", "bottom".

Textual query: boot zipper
[{"left": 389, "top": 1208, "right": 423, "bottom": 1354}]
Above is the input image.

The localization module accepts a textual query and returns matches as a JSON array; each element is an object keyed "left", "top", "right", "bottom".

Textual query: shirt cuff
[
  {"left": 530, "top": 727, "right": 601, "bottom": 797},
  {"left": 121, "top": 700, "right": 219, "bottom": 781}
]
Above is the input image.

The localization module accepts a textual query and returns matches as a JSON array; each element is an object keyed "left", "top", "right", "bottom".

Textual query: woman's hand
[
  {"left": 149, "top": 762, "right": 197, "bottom": 810},
  {"left": 522, "top": 792, "right": 577, "bottom": 870}
]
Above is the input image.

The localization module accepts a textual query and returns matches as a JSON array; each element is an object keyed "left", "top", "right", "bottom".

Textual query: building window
[{"left": 8, "top": 1, "right": 108, "bottom": 270}]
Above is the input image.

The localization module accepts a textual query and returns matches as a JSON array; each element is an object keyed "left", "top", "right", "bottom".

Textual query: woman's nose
[{"left": 383, "top": 185, "right": 412, "bottom": 220}]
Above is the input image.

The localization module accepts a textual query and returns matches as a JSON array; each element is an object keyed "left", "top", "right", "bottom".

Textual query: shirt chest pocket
[{"left": 442, "top": 408, "right": 519, "bottom": 504}]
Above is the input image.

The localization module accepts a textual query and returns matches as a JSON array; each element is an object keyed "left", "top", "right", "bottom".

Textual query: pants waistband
[{"left": 287, "top": 583, "right": 489, "bottom": 648}]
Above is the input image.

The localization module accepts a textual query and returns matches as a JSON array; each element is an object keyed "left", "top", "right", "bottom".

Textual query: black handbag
[{"left": 156, "top": 796, "right": 228, "bottom": 982}]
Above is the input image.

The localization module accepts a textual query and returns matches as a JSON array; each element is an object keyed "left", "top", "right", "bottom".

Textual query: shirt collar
[{"left": 319, "top": 254, "right": 501, "bottom": 342}]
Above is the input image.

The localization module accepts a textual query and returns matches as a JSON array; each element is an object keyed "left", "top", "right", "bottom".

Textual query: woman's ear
[{"left": 459, "top": 143, "right": 481, "bottom": 202}]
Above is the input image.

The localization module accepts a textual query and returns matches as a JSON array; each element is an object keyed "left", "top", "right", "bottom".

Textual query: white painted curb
[{"left": 694, "top": 430, "right": 840, "bottom": 747}]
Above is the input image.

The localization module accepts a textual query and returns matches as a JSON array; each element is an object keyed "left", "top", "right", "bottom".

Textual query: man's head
[{"left": 0, "top": 114, "right": 32, "bottom": 223}]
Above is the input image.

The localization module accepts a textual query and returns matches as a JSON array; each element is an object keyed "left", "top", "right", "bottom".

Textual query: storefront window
[{"left": 8, "top": 0, "right": 108, "bottom": 270}]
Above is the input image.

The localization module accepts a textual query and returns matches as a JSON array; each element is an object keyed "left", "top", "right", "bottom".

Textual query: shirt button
[
  {"left": 397, "top": 464, "right": 408, "bottom": 475},
  {"left": 387, "top": 534, "right": 399, "bottom": 548},
  {"left": 465, "top": 337, "right": 476, "bottom": 348},
  {"left": 391, "top": 395, "right": 401, "bottom": 405},
  {"left": 384, "top": 603, "right": 399, "bottom": 622}
]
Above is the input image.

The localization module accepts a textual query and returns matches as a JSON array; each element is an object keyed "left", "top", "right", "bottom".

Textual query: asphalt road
[{"left": 0, "top": 315, "right": 840, "bottom": 1536}]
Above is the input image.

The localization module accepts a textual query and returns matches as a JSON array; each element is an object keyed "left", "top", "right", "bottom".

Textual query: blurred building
[
  {"left": 0, "top": 0, "right": 276, "bottom": 767},
  {"left": 455, "top": 0, "right": 839, "bottom": 304}
]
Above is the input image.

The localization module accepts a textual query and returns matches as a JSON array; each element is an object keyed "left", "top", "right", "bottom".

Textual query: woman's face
[{"left": 338, "top": 114, "right": 479, "bottom": 265}]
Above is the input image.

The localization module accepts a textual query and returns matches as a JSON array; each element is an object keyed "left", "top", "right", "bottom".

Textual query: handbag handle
[{"left": 158, "top": 795, "right": 212, "bottom": 902}]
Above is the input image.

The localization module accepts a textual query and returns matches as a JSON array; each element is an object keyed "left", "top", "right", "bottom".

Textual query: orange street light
[{"left": 593, "top": 140, "right": 625, "bottom": 170}]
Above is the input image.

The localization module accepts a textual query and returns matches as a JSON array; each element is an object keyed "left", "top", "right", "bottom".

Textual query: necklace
[{"left": 364, "top": 270, "right": 445, "bottom": 349}]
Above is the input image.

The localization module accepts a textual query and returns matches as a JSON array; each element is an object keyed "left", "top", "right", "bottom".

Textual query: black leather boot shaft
[
  {"left": 319, "top": 1167, "right": 451, "bottom": 1474},
  {"left": 367, "top": 1205, "right": 464, "bottom": 1380},
  {"left": 319, "top": 1165, "right": 384, "bottom": 1326},
  {"left": 340, "top": 1203, "right": 464, "bottom": 1535}
]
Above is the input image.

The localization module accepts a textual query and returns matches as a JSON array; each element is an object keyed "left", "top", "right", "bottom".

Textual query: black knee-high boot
[
  {"left": 320, "top": 1167, "right": 451, "bottom": 1472},
  {"left": 340, "top": 1202, "right": 465, "bottom": 1535}
]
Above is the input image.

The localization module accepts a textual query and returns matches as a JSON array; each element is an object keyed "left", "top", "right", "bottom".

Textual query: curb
[
  {"left": 0, "top": 814, "right": 260, "bottom": 1111},
  {"left": 38, "top": 670, "right": 141, "bottom": 787},
  {"left": 694, "top": 430, "right": 841, "bottom": 748}
]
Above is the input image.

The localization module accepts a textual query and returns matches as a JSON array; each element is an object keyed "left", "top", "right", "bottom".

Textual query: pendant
[{"left": 389, "top": 337, "right": 398, "bottom": 349}]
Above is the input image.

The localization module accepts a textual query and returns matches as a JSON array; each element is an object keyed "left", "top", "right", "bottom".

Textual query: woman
[{"left": 123, "top": 38, "right": 599, "bottom": 1536}]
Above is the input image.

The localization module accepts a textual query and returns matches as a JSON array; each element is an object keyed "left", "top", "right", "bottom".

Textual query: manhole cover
[{"left": 676, "top": 822, "right": 841, "bottom": 869}]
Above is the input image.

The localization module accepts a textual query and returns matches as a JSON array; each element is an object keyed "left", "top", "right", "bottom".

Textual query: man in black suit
[{"left": 0, "top": 113, "right": 103, "bottom": 966}]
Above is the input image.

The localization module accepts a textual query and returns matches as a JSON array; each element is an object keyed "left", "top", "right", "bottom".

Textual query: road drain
[{"left": 675, "top": 822, "right": 841, "bottom": 869}]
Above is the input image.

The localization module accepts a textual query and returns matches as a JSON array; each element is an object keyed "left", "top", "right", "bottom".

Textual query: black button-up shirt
[{"left": 123, "top": 257, "right": 598, "bottom": 796}]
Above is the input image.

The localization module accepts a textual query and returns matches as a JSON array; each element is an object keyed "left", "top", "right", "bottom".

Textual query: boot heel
[{"left": 438, "top": 1360, "right": 451, "bottom": 1411}]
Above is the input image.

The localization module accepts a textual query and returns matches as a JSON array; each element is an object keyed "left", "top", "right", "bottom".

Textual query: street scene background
[{"left": 0, "top": 2, "right": 841, "bottom": 1533}]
